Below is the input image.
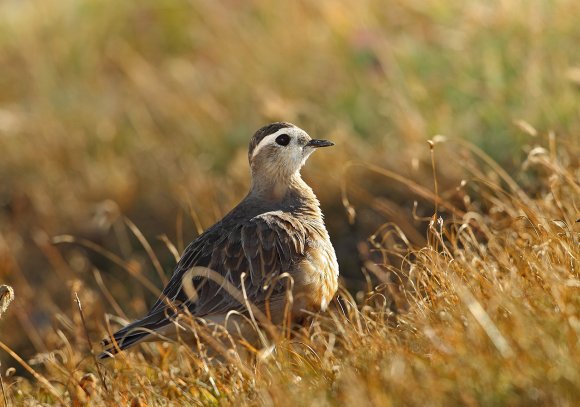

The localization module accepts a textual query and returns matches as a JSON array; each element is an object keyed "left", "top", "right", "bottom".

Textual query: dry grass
[
  {"left": 0, "top": 0, "right": 579, "bottom": 405},
  {"left": 3, "top": 136, "right": 578, "bottom": 406}
]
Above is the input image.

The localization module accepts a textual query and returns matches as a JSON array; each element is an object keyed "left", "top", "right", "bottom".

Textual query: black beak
[{"left": 306, "top": 139, "right": 334, "bottom": 148}]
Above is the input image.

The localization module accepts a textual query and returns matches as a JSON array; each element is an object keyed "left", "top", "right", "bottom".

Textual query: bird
[{"left": 99, "top": 122, "right": 339, "bottom": 358}]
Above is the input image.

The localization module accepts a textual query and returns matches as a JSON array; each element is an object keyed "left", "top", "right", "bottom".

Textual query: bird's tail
[{"left": 98, "top": 310, "right": 171, "bottom": 359}]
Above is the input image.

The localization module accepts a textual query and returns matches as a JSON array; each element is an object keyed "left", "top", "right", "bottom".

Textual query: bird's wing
[
  {"left": 101, "top": 211, "right": 309, "bottom": 357},
  {"left": 149, "top": 210, "right": 308, "bottom": 318}
]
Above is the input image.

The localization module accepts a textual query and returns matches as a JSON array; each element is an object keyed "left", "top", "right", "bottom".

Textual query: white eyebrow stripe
[{"left": 251, "top": 128, "right": 291, "bottom": 159}]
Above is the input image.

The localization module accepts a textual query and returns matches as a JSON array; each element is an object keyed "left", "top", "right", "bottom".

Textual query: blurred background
[{"left": 0, "top": 0, "right": 578, "bottom": 365}]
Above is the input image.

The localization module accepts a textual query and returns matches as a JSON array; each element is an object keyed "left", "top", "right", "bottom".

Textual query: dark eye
[{"left": 275, "top": 134, "right": 290, "bottom": 146}]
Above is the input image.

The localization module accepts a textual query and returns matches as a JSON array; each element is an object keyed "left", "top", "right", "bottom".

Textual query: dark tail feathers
[{"left": 98, "top": 311, "right": 170, "bottom": 359}]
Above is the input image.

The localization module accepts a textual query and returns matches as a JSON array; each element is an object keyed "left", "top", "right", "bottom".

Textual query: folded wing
[{"left": 100, "top": 211, "right": 307, "bottom": 358}]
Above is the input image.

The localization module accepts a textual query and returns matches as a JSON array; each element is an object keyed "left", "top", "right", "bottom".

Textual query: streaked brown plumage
[{"left": 100, "top": 122, "right": 338, "bottom": 358}]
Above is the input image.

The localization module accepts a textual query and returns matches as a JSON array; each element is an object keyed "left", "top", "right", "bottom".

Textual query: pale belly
[{"left": 294, "top": 239, "right": 339, "bottom": 313}]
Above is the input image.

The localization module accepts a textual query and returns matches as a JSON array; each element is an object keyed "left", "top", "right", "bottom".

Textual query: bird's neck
[{"left": 250, "top": 171, "right": 320, "bottom": 209}]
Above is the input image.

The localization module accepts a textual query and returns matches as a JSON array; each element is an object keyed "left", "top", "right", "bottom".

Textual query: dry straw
[{"left": 0, "top": 285, "right": 14, "bottom": 319}]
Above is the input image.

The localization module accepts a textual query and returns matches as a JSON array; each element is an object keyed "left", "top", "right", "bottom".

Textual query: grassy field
[{"left": 0, "top": 0, "right": 579, "bottom": 405}]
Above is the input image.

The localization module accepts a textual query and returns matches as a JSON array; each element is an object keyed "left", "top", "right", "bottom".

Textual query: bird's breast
[{"left": 293, "top": 231, "right": 339, "bottom": 313}]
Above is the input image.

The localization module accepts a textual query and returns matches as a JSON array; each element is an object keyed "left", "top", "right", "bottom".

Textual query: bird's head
[{"left": 248, "top": 122, "right": 334, "bottom": 184}]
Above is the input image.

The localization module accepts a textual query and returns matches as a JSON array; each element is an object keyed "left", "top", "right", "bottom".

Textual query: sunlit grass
[
  {"left": 0, "top": 0, "right": 579, "bottom": 405},
  {"left": 1, "top": 133, "right": 578, "bottom": 405}
]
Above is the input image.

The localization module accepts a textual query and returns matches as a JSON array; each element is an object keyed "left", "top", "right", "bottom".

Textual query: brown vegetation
[{"left": 0, "top": 0, "right": 579, "bottom": 405}]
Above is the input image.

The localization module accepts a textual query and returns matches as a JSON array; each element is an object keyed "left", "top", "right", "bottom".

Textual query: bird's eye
[{"left": 275, "top": 134, "right": 290, "bottom": 146}]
